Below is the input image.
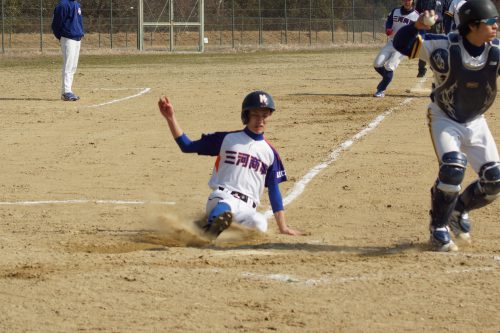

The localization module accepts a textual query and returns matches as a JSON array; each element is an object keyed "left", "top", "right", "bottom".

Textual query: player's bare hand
[
  {"left": 280, "top": 227, "right": 306, "bottom": 236},
  {"left": 158, "top": 95, "right": 174, "bottom": 120},
  {"left": 415, "top": 10, "right": 438, "bottom": 30}
]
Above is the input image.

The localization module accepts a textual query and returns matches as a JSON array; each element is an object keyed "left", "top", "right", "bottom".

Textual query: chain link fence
[{"left": 0, "top": 0, "right": 399, "bottom": 53}]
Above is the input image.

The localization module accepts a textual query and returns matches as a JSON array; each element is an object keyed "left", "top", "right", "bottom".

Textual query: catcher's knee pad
[
  {"left": 479, "top": 161, "right": 500, "bottom": 197},
  {"left": 437, "top": 151, "right": 467, "bottom": 193}
]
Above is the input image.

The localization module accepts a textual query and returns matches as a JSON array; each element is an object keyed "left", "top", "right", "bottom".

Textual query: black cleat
[{"left": 203, "top": 211, "right": 233, "bottom": 239}]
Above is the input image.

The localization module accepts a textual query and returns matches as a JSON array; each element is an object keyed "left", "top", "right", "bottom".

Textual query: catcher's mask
[{"left": 241, "top": 91, "right": 275, "bottom": 125}]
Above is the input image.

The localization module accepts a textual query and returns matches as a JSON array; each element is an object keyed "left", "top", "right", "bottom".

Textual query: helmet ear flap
[{"left": 241, "top": 110, "right": 249, "bottom": 125}]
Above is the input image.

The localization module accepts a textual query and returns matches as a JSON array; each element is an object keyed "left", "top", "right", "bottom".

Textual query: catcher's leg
[
  {"left": 429, "top": 151, "right": 467, "bottom": 251},
  {"left": 450, "top": 162, "right": 500, "bottom": 239}
]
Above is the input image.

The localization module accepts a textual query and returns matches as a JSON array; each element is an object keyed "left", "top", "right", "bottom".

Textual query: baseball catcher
[{"left": 394, "top": 0, "right": 500, "bottom": 251}]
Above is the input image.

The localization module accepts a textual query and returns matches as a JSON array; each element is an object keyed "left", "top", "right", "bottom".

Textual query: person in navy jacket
[{"left": 52, "top": 0, "right": 84, "bottom": 101}]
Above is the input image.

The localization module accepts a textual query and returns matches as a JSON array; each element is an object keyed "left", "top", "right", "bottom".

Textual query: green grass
[{"left": 0, "top": 46, "right": 379, "bottom": 69}]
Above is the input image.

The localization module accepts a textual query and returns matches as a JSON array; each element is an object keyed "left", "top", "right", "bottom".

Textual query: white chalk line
[
  {"left": 85, "top": 87, "right": 151, "bottom": 108},
  {"left": 241, "top": 265, "right": 498, "bottom": 286},
  {"left": 2, "top": 87, "right": 158, "bottom": 207},
  {"left": 263, "top": 95, "right": 415, "bottom": 219},
  {"left": 0, "top": 199, "right": 175, "bottom": 206}
]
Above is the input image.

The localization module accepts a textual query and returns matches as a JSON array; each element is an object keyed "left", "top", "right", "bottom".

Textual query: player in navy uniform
[
  {"left": 52, "top": 0, "right": 84, "bottom": 101},
  {"left": 157, "top": 91, "right": 303, "bottom": 239},
  {"left": 445, "top": 0, "right": 468, "bottom": 33},
  {"left": 373, "top": 0, "right": 419, "bottom": 97},
  {"left": 394, "top": 0, "right": 500, "bottom": 251}
]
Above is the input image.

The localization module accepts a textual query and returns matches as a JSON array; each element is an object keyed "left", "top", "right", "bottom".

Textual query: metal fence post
[
  {"left": 97, "top": 14, "right": 100, "bottom": 47},
  {"left": 372, "top": 4, "right": 375, "bottom": 41},
  {"left": 110, "top": 0, "right": 113, "bottom": 48},
  {"left": 331, "top": 0, "right": 334, "bottom": 44},
  {"left": 258, "top": 0, "right": 262, "bottom": 46},
  {"left": 308, "top": 0, "right": 312, "bottom": 45},
  {"left": 1, "top": 0, "right": 5, "bottom": 53},
  {"left": 284, "top": 0, "right": 288, "bottom": 44},
  {"left": 352, "top": 0, "right": 355, "bottom": 43},
  {"left": 169, "top": 0, "right": 173, "bottom": 51},
  {"left": 231, "top": 0, "right": 235, "bottom": 48},
  {"left": 40, "top": 0, "right": 43, "bottom": 52},
  {"left": 137, "top": 0, "right": 143, "bottom": 51}
]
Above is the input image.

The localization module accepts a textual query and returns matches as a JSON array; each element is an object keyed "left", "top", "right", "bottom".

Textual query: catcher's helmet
[
  {"left": 241, "top": 91, "right": 275, "bottom": 124},
  {"left": 458, "top": 0, "right": 499, "bottom": 28}
]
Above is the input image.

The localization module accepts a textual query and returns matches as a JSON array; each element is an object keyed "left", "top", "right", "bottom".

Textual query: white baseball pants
[
  {"left": 373, "top": 40, "right": 405, "bottom": 71},
  {"left": 428, "top": 104, "right": 500, "bottom": 172},
  {"left": 60, "top": 37, "right": 81, "bottom": 94},
  {"left": 206, "top": 189, "right": 268, "bottom": 232}
]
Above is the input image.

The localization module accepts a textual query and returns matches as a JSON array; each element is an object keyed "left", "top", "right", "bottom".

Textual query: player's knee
[
  {"left": 251, "top": 213, "right": 268, "bottom": 232},
  {"left": 437, "top": 151, "right": 467, "bottom": 192},
  {"left": 208, "top": 202, "right": 231, "bottom": 223},
  {"left": 382, "top": 67, "right": 394, "bottom": 79},
  {"left": 238, "top": 213, "right": 268, "bottom": 232},
  {"left": 374, "top": 66, "right": 385, "bottom": 76},
  {"left": 479, "top": 161, "right": 500, "bottom": 197}
]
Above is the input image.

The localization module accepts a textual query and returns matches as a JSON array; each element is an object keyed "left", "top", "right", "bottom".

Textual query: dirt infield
[{"left": 1, "top": 49, "right": 499, "bottom": 332}]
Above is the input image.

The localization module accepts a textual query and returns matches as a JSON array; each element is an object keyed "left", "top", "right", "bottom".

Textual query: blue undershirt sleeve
[
  {"left": 268, "top": 182, "right": 284, "bottom": 213},
  {"left": 386, "top": 9, "right": 395, "bottom": 30},
  {"left": 175, "top": 133, "right": 202, "bottom": 153}
]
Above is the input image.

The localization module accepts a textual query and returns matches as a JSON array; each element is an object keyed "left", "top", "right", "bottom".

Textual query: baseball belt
[{"left": 218, "top": 186, "right": 257, "bottom": 208}]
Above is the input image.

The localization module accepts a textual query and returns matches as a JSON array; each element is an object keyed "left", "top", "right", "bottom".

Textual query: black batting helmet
[
  {"left": 458, "top": 0, "right": 499, "bottom": 28},
  {"left": 241, "top": 91, "right": 275, "bottom": 125}
]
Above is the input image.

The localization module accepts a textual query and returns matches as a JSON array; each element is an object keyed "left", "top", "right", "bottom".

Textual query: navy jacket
[{"left": 51, "top": 0, "right": 84, "bottom": 41}]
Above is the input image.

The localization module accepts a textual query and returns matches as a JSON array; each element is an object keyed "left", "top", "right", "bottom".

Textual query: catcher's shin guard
[
  {"left": 430, "top": 152, "right": 467, "bottom": 227},
  {"left": 455, "top": 162, "right": 500, "bottom": 213}
]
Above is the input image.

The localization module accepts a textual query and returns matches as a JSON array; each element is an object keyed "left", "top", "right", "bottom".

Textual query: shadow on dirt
[
  {"left": 0, "top": 97, "right": 60, "bottom": 101},
  {"left": 209, "top": 241, "right": 426, "bottom": 256}
]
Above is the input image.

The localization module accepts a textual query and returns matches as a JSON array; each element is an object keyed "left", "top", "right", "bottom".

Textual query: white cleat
[
  {"left": 429, "top": 226, "right": 459, "bottom": 252},
  {"left": 449, "top": 211, "right": 472, "bottom": 244}
]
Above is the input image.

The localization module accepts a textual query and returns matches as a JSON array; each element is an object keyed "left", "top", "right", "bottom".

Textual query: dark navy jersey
[
  {"left": 51, "top": 0, "right": 84, "bottom": 41},
  {"left": 430, "top": 34, "right": 499, "bottom": 122},
  {"left": 394, "top": 25, "right": 500, "bottom": 122}
]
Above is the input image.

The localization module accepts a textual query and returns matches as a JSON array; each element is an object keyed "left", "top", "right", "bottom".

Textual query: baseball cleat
[
  {"left": 373, "top": 90, "right": 385, "bottom": 98},
  {"left": 429, "top": 226, "right": 458, "bottom": 252},
  {"left": 61, "top": 92, "right": 80, "bottom": 101},
  {"left": 449, "top": 210, "right": 471, "bottom": 243},
  {"left": 203, "top": 211, "right": 232, "bottom": 239}
]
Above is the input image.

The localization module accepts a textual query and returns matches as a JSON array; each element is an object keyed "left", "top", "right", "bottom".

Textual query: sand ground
[{"left": 0, "top": 48, "right": 499, "bottom": 332}]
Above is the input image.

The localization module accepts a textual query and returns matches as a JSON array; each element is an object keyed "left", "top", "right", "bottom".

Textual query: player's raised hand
[
  {"left": 416, "top": 10, "right": 438, "bottom": 30},
  {"left": 158, "top": 95, "right": 175, "bottom": 120}
]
